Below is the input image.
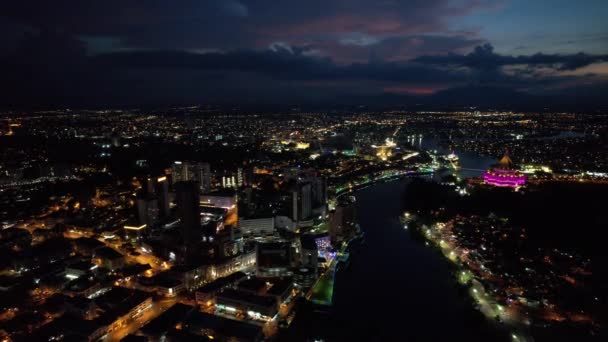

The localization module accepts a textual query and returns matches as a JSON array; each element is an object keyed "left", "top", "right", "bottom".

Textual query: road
[
  {"left": 63, "top": 228, "right": 170, "bottom": 272},
  {"left": 424, "top": 222, "right": 534, "bottom": 342},
  {"left": 104, "top": 297, "right": 177, "bottom": 341}
]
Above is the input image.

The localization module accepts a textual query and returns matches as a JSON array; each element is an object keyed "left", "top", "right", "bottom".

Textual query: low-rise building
[
  {"left": 184, "top": 311, "right": 264, "bottom": 342},
  {"left": 63, "top": 295, "right": 101, "bottom": 320},
  {"left": 140, "top": 303, "right": 196, "bottom": 338},
  {"left": 64, "top": 277, "right": 103, "bottom": 298},
  {"left": 31, "top": 316, "right": 107, "bottom": 342},
  {"left": 71, "top": 237, "right": 105, "bottom": 256},
  {"left": 93, "top": 246, "right": 125, "bottom": 271},
  {"left": 239, "top": 217, "right": 275, "bottom": 236},
  {"left": 266, "top": 278, "right": 293, "bottom": 303},
  {"left": 216, "top": 288, "right": 278, "bottom": 321},
  {"left": 195, "top": 271, "right": 247, "bottom": 307},
  {"left": 169, "top": 263, "right": 207, "bottom": 291},
  {"left": 65, "top": 259, "right": 97, "bottom": 279},
  {"left": 138, "top": 272, "right": 184, "bottom": 297},
  {"left": 206, "top": 251, "right": 256, "bottom": 281},
  {"left": 94, "top": 287, "right": 153, "bottom": 336}
]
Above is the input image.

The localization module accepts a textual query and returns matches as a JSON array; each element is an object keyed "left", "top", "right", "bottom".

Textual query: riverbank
[
  {"left": 331, "top": 178, "right": 508, "bottom": 341},
  {"left": 333, "top": 169, "right": 433, "bottom": 199},
  {"left": 401, "top": 177, "right": 607, "bottom": 342},
  {"left": 408, "top": 218, "right": 532, "bottom": 342},
  {"left": 308, "top": 233, "right": 364, "bottom": 306}
]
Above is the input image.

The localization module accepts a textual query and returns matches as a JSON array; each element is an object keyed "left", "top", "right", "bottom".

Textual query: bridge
[{"left": 448, "top": 161, "right": 485, "bottom": 173}]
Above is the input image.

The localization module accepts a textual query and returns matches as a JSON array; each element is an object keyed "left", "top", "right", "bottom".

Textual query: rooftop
[
  {"left": 267, "top": 278, "right": 293, "bottom": 297},
  {"left": 237, "top": 277, "right": 268, "bottom": 294},
  {"left": 150, "top": 273, "right": 183, "bottom": 289},
  {"left": 94, "top": 287, "right": 151, "bottom": 319},
  {"left": 216, "top": 288, "right": 277, "bottom": 309},
  {"left": 184, "top": 311, "right": 263, "bottom": 341},
  {"left": 197, "top": 271, "right": 247, "bottom": 294},
  {"left": 498, "top": 154, "right": 514, "bottom": 169},
  {"left": 93, "top": 246, "right": 123, "bottom": 260},
  {"left": 32, "top": 315, "right": 104, "bottom": 341},
  {"left": 141, "top": 303, "right": 195, "bottom": 335}
]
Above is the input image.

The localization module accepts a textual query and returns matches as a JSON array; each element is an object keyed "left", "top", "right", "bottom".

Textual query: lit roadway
[
  {"left": 104, "top": 297, "right": 177, "bottom": 342},
  {"left": 422, "top": 222, "right": 533, "bottom": 342},
  {"left": 63, "top": 229, "right": 170, "bottom": 272},
  {"left": 307, "top": 259, "right": 336, "bottom": 306}
]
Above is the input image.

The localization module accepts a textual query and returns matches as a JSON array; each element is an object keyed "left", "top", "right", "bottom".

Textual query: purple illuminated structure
[
  {"left": 483, "top": 153, "right": 526, "bottom": 188},
  {"left": 315, "top": 235, "right": 333, "bottom": 259}
]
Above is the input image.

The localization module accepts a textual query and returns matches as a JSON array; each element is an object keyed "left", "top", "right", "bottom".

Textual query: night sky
[{"left": 1, "top": 0, "right": 607, "bottom": 108}]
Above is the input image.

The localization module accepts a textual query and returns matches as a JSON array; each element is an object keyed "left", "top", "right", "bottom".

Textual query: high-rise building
[
  {"left": 172, "top": 161, "right": 197, "bottom": 184},
  {"left": 200, "top": 190, "right": 238, "bottom": 228},
  {"left": 175, "top": 181, "right": 201, "bottom": 246},
  {"left": 291, "top": 182, "right": 312, "bottom": 222},
  {"left": 136, "top": 196, "right": 159, "bottom": 228},
  {"left": 329, "top": 196, "right": 357, "bottom": 244},
  {"left": 311, "top": 176, "right": 327, "bottom": 208},
  {"left": 283, "top": 168, "right": 326, "bottom": 215},
  {"left": 171, "top": 161, "right": 189, "bottom": 185},
  {"left": 197, "top": 162, "right": 212, "bottom": 193},
  {"left": 222, "top": 175, "right": 237, "bottom": 189},
  {"left": 241, "top": 165, "right": 254, "bottom": 187},
  {"left": 172, "top": 161, "right": 212, "bottom": 193},
  {"left": 219, "top": 168, "right": 242, "bottom": 189},
  {"left": 300, "top": 235, "right": 318, "bottom": 274},
  {"left": 155, "top": 175, "right": 170, "bottom": 218},
  {"left": 213, "top": 227, "right": 244, "bottom": 258},
  {"left": 237, "top": 168, "right": 243, "bottom": 188},
  {"left": 256, "top": 241, "right": 293, "bottom": 277},
  {"left": 144, "top": 176, "right": 156, "bottom": 195},
  {"left": 136, "top": 176, "right": 162, "bottom": 228}
]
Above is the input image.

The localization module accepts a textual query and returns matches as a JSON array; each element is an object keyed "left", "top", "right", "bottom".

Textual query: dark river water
[
  {"left": 331, "top": 178, "right": 504, "bottom": 341},
  {"left": 323, "top": 136, "right": 504, "bottom": 341},
  {"left": 320, "top": 132, "right": 586, "bottom": 341},
  {"left": 288, "top": 137, "right": 528, "bottom": 341}
]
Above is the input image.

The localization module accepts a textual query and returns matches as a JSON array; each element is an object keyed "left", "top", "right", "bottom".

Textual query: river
[
  {"left": 417, "top": 136, "right": 498, "bottom": 179},
  {"left": 287, "top": 137, "right": 508, "bottom": 341},
  {"left": 307, "top": 132, "right": 586, "bottom": 340},
  {"left": 331, "top": 178, "right": 506, "bottom": 341}
]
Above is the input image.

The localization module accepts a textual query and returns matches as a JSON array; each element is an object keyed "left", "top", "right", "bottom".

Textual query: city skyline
[
  {"left": 1, "top": 109, "right": 607, "bottom": 341},
  {"left": 1, "top": 2, "right": 607, "bottom": 342}
]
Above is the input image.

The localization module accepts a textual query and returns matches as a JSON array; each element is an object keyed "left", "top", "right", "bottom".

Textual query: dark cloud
[
  {"left": 2, "top": 33, "right": 596, "bottom": 103},
  {"left": 1, "top": 30, "right": 605, "bottom": 108},
  {"left": 91, "top": 46, "right": 474, "bottom": 85},
  {"left": 220, "top": 0, "right": 249, "bottom": 17},
  {"left": 414, "top": 43, "right": 608, "bottom": 71},
  {"left": 15, "top": 30, "right": 87, "bottom": 63},
  {"left": 92, "top": 44, "right": 605, "bottom": 87},
  {"left": 0, "top": 0, "right": 498, "bottom": 55},
  {"left": 1, "top": 1, "right": 255, "bottom": 51},
  {"left": 0, "top": 1, "right": 606, "bottom": 108}
]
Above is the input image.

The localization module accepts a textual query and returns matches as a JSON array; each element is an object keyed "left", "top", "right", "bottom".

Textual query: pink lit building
[{"left": 483, "top": 153, "right": 526, "bottom": 188}]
